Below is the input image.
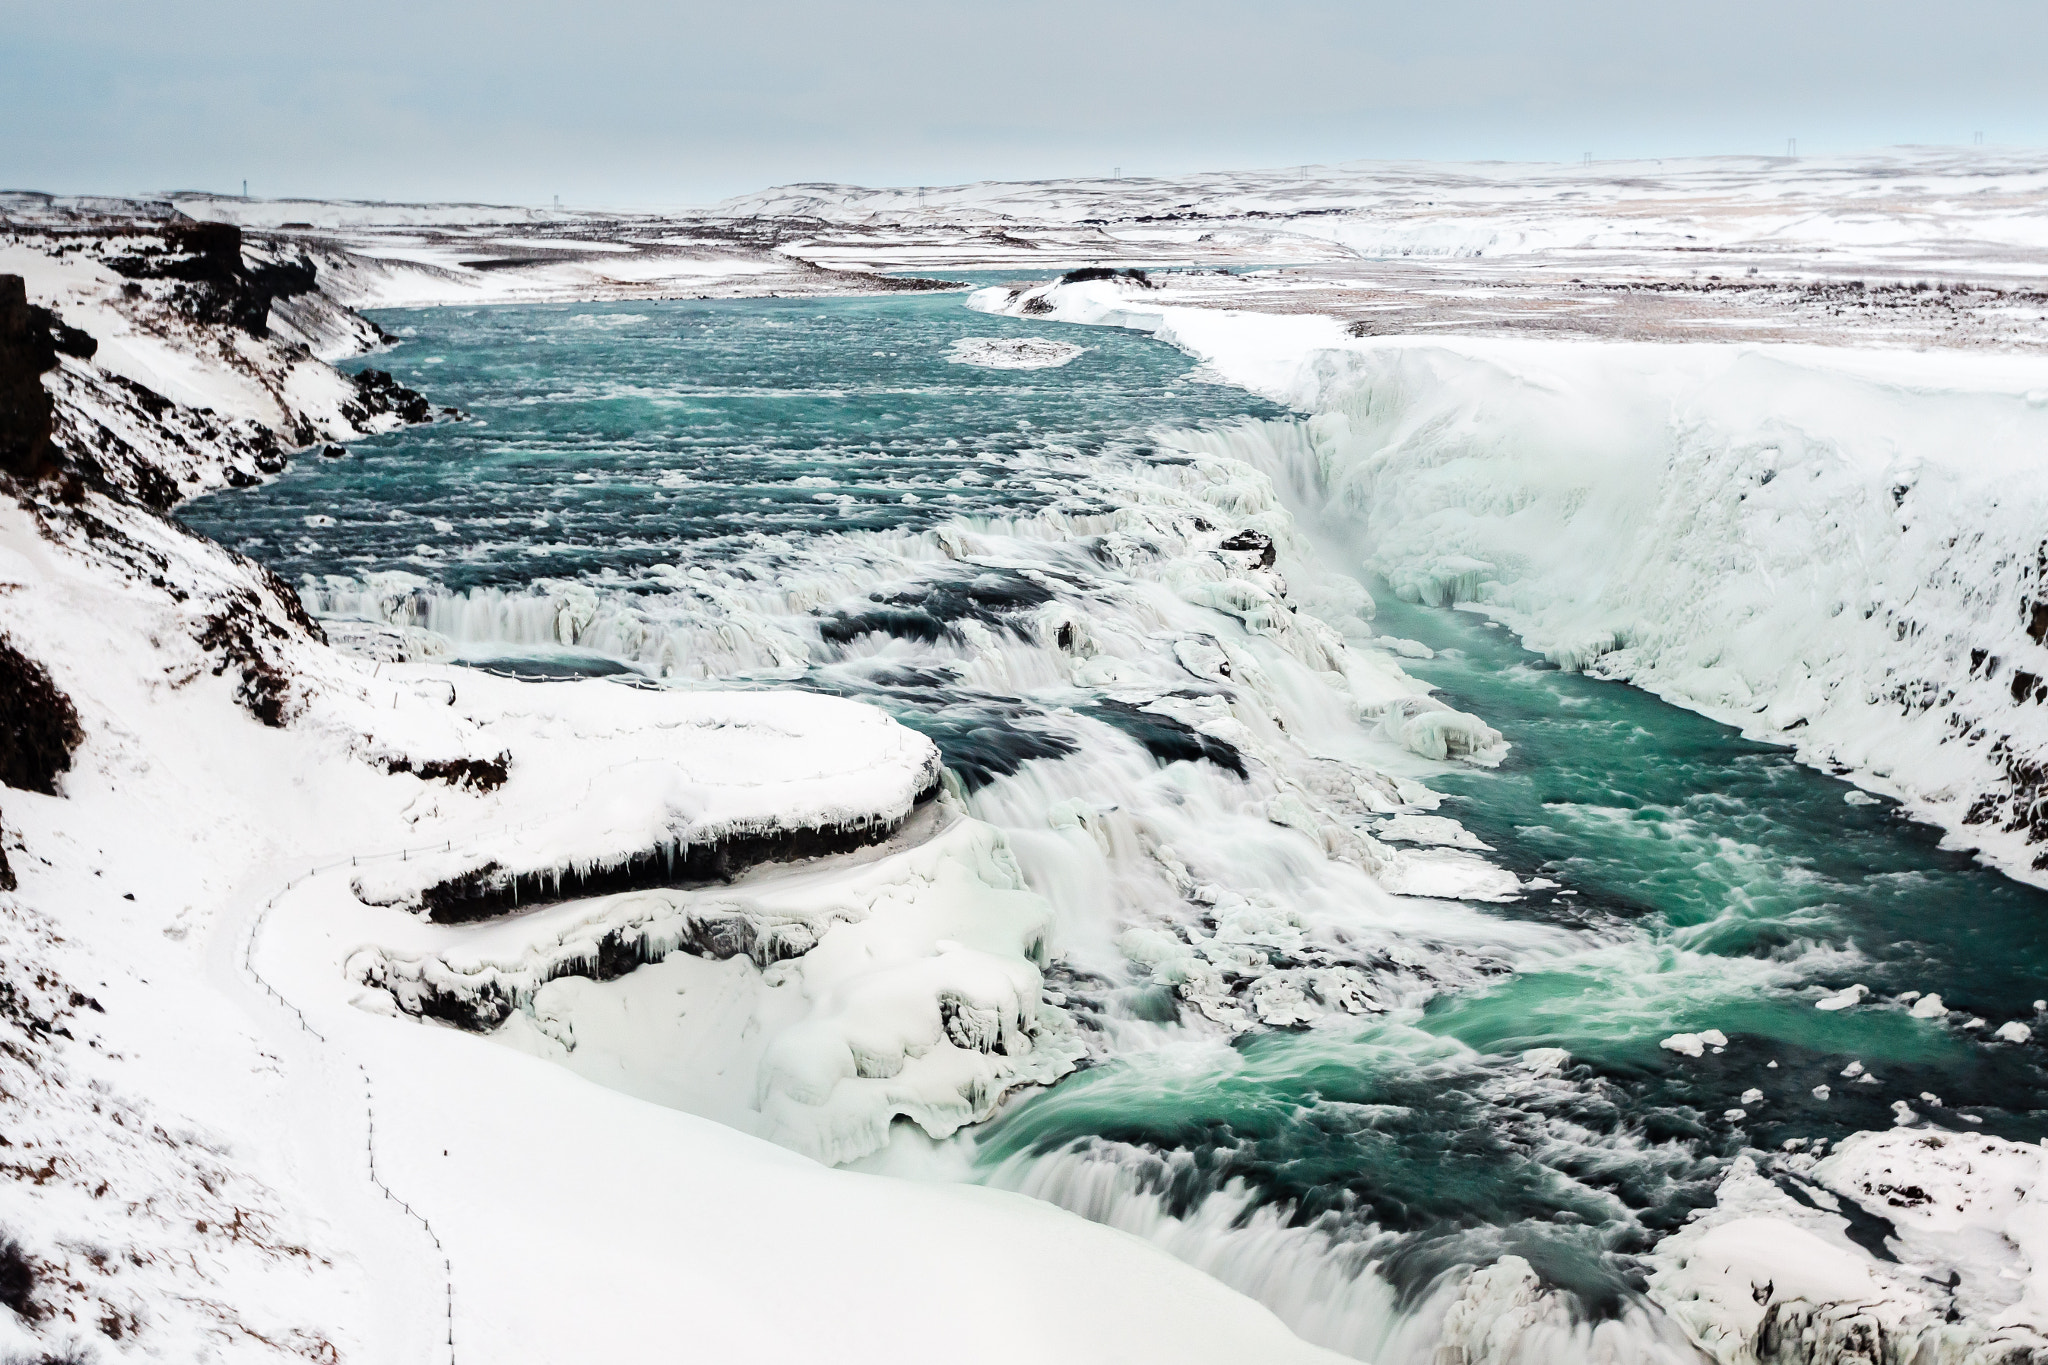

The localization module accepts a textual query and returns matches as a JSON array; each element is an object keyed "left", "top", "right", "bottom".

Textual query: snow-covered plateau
[{"left": 4, "top": 152, "right": 2048, "bottom": 1365}]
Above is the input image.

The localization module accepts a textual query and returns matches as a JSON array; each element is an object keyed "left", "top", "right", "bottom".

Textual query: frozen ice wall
[
  {"left": 988, "top": 279, "right": 2048, "bottom": 886},
  {"left": 1274, "top": 341, "right": 2048, "bottom": 882}
]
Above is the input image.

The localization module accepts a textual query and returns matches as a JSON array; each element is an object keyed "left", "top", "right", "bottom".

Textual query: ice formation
[
  {"left": 973, "top": 275, "right": 2048, "bottom": 891},
  {"left": 1647, "top": 1132, "right": 2048, "bottom": 1363},
  {"left": 1659, "top": 1029, "right": 1730, "bottom": 1058},
  {"left": 350, "top": 812, "right": 1083, "bottom": 1164},
  {"left": 947, "top": 335, "right": 1087, "bottom": 369}
]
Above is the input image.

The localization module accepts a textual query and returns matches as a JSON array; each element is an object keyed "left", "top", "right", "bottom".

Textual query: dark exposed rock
[
  {"left": 419, "top": 785, "right": 938, "bottom": 923},
  {"left": 105, "top": 223, "right": 317, "bottom": 338},
  {"left": 163, "top": 222, "right": 242, "bottom": 275},
  {"left": 1058, "top": 266, "right": 1154, "bottom": 288},
  {"left": 195, "top": 584, "right": 317, "bottom": 728},
  {"left": 0, "top": 1234, "right": 36, "bottom": 1320},
  {"left": 1751, "top": 1297, "right": 1910, "bottom": 1364},
  {"left": 46, "top": 322, "right": 95, "bottom": 362},
  {"left": 0, "top": 276, "right": 62, "bottom": 482},
  {"left": 380, "top": 752, "right": 510, "bottom": 793},
  {"left": 343, "top": 368, "right": 431, "bottom": 427},
  {"left": 0, "top": 639, "right": 82, "bottom": 796},
  {"left": 1219, "top": 528, "right": 1278, "bottom": 569},
  {"left": 43, "top": 364, "right": 281, "bottom": 511},
  {"left": 870, "top": 275, "right": 967, "bottom": 292}
]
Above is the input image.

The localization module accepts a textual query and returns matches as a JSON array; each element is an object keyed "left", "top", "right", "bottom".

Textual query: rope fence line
[
  {"left": 237, "top": 839, "right": 486, "bottom": 1365},
  {"left": 363, "top": 1063, "right": 456, "bottom": 1362}
]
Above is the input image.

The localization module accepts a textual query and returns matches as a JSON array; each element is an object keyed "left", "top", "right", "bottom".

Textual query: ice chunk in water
[{"left": 1660, "top": 1029, "right": 1728, "bottom": 1057}]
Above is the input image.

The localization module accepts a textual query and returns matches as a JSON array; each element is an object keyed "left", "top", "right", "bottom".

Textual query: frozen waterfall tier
[
  {"left": 971, "top": 276, "right": 2048, "bottom": 889},
  {"left": 285, "top": 431, "right": 1545, "bottom": 1043},
  {"left": 343, "top": 807, "right": 1083, "bottom": 1166},
  {"left": 335, "top": 679, "right": 942, "bottom": 921}
]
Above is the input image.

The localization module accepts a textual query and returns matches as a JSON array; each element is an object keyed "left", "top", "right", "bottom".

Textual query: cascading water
[{"left": 182, "top": 292, "right": 2048, "bottom": 1364}]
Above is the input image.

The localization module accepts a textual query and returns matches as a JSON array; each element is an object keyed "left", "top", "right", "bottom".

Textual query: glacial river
[{"left": 182, "top": 286, "right": 2048, "bottom": 1361}]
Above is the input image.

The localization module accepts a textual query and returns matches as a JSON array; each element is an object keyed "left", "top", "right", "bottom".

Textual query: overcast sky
[{"left": 4, "top": 0, "right": 2043, "bottom": 207}]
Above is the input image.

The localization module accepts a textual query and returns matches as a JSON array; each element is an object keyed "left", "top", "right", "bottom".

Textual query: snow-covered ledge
[{"left": 336, "top": 680, "right": 943, "bottom": 920}]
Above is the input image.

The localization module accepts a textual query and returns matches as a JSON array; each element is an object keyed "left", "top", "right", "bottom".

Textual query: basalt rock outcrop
[
  {"left": 0, "top": 274, "right": 76, "bottom": 482},
  {"left": 106, "top": 221, "right": 317, "bottom": 339}
]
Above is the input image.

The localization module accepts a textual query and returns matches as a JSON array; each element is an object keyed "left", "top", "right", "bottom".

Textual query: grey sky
[{"left": 4, "top": 0, "right": 2043, "bottom": 206}]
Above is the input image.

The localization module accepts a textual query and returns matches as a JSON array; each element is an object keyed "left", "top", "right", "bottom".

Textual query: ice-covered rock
[
  {"left": 1377, "top": 847, "right": 1522, "bottom": 901},
  {"left": 1816, "top": 983, "right": 1870, "bottom": 1011},
  {"left": 1660, "top": 1029, "right": 1729, "bottom": 1057},
  {"left": 1372, "top": 813, "right": 1491, "bottom": 850},
  {"left": 1646, "top": 1134, "right": 2048, "bottom": 1365},
  {"left": 345, "top": 686, "right": 942, "bottom": 920},
  {"left": 1372, "top": 695, "right": 1506, "bottom": 763},
  {"left": 946, "top": 336, "right": 1087, "bottom": 370},
  {"left": 356, "top": 813, "right": 1080, "bottom": 1166}
]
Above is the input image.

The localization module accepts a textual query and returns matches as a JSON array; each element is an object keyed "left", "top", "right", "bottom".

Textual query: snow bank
[
  {"left": 341, "top": 682, "right": 941, "bottom": 920},
  {"left": 1647, "top": 1134, "right": 2048, "bottom": 1363}
]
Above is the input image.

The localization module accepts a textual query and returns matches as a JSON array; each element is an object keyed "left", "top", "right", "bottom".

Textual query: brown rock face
[
  {"left": 0, "top": 636, "right": 81, "bottom": 797},
  {"left": 0, "top": 275, "right": 60, "bottom": 481}
]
